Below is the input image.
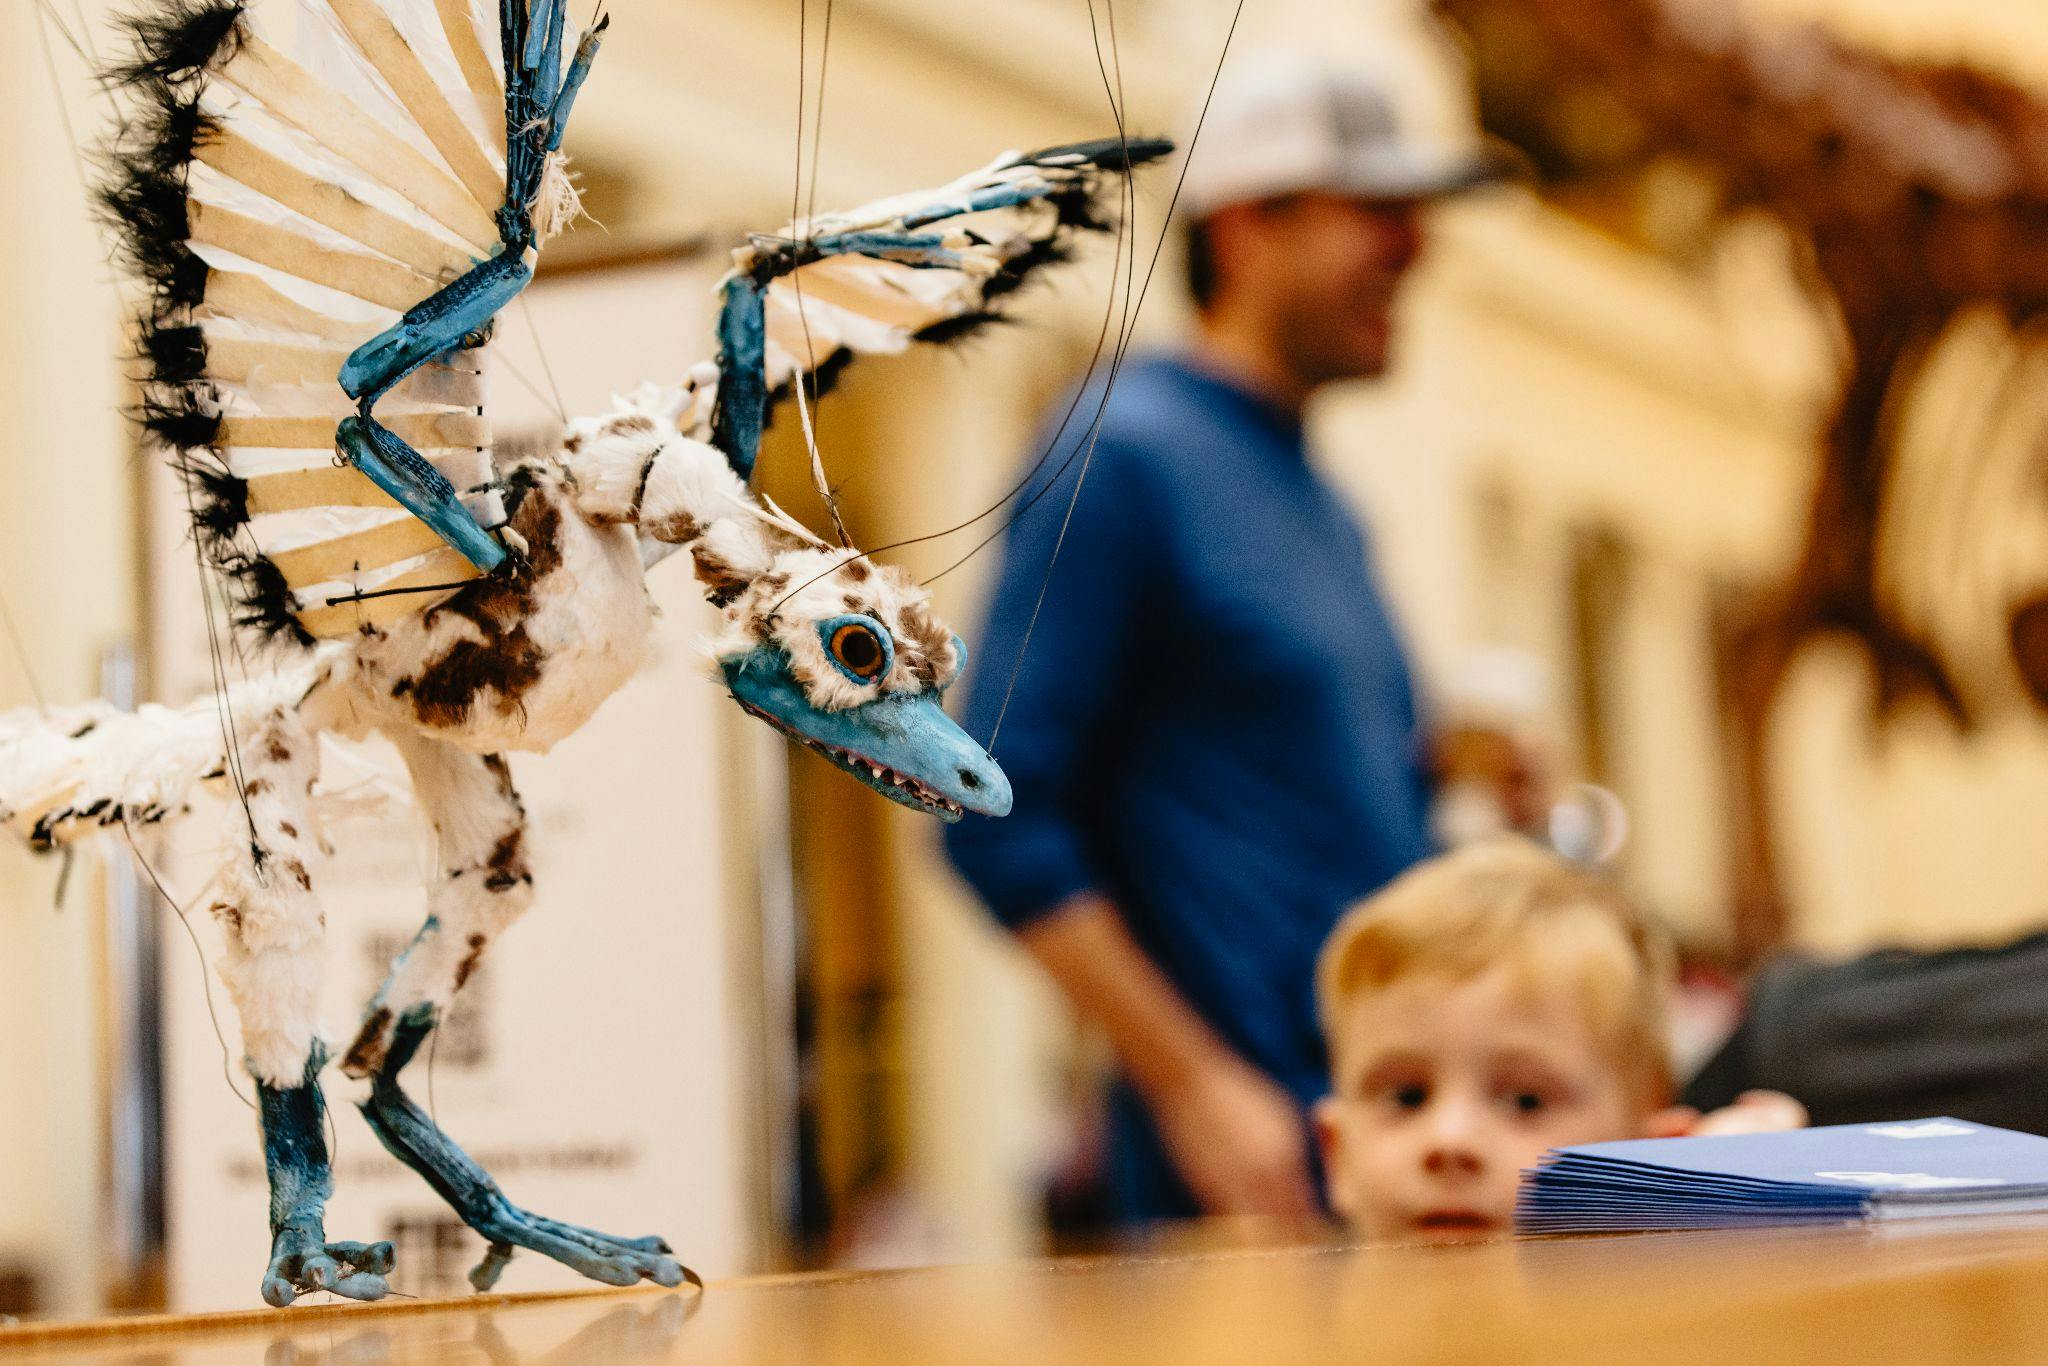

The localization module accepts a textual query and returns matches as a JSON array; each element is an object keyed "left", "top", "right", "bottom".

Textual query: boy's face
[{"left": 1314, "top": 964, "right": 1646, "bottom": 1243}]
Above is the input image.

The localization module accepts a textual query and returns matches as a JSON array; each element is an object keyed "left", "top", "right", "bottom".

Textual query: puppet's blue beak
[{"left": 720, "top": 648, "right": 1011, "bottom": 821}]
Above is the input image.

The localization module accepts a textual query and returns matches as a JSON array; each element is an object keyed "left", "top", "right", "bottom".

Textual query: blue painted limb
[
  {"left": 358, "top": 1008, "right": 686, "bottom": 1293},
  {"left": 710, "top": 275, "right": 767, "bottom": 480},
  {"left": 340, "top": 249, "right": 534, "bottom": 401},
  {"left": 333, "top": 248, "right": 533, "bottom": 574},
  {"left": 256, "top": 1045, "right": 395, "bottom": 1307},
  {"left": 545, "top": 17, "right": 608, "bottom": 153},
  {"left": 802, "top": 230, "right": 961, "bottom": 267},
  {"left": 900, "top": 180, "right": 1062, "bottom": 229},
  {"left": 337, "top": 416, "right": 507, "bottom": 574},
  {"left": 537, "top": 0, "right": 566, "bottom": 126},
  {"left": 520, "top": 0, "right": 555, "bottom": 76}
]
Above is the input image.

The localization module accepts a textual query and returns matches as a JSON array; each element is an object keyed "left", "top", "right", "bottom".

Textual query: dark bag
[{"left": 1684, "top": 928, "right": 2048, "bottom": 1133}]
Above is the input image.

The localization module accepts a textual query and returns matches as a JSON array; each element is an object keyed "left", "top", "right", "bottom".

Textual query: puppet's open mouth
[{"left": 737, "top": 700, "right": 967, "bottom": 820}]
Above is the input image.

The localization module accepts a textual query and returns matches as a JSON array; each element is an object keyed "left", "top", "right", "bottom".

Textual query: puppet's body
[{"left": 0, "top": 0, "right": 1163, "bottom": 1306}]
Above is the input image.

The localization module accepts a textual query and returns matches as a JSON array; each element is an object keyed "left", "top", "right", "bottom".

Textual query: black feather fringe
[
  {"left": 97, "top": 1, "right": 310, "bottom": 647},
  {"left": 103, "top": 0, "right": 246, "bottom": 84},
  {"left": 759, "top": 140, "right": 1163, "bottom": 429},
  {"left": 761, "top": 347, "right": 856, "bottom": 432},
  {"left": 1020, "top": 137, "right": 1176, "bottom": 175}
]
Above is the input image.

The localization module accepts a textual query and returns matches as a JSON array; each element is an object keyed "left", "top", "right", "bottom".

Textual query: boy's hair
[{"left": 1317, "top": 839, "right": 1676, "bottom": 1109}]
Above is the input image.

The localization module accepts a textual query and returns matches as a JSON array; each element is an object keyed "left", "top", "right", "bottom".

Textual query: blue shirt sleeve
[{"left": 943, "top": 429, "right": 1160, "bottom": 931}]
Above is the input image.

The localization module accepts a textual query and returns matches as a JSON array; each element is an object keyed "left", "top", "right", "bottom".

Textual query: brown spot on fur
[
  {"left": 692, "top": 545, "right": 749, "bottom": 608},
  {"left": 898, "top": 600, "right": 954, "bottom": 672},
  {"left": 454, "top": 933, "right": 489, "bottom": 990},
  {"left": 483, "top": 754, "right": 517, "bottom": 798},
  {"left": 210, "top": 902, "right": 243, "bottom": 937},
  {"left": 244, "top": 778, "right": 271, "bottom": 798},
  {"left": 648, "top": 510, "right": 703, "bottom": 545},
  {"left": 278, "top": 821, "right": 297, "bottom": 839},
  {"left": 404, "top": 480, "right": 564, "bottom": 728},
  {"left": 282, "top": 858, "right": 312, "bottom": 891},
  {"left": 341, "top": 1007, "right": 393, "bottom": 1078},
  {"left": 842, "top": 558, "right": 871, "bottom": 581},
  {"left": 396, "top": 635, "right": 546, "bottom": 729},
  {"left": 265, "top": 736, "right": 292, "bottom": 764},
  {"left": 603, "top": 413, "right": 658, "bottom": 438},
  {"left": 484, "top": 827, "right": 531, "bottom": 891},
  {"left": 564, "top": 430, "right": 584, "bottom": 454}
]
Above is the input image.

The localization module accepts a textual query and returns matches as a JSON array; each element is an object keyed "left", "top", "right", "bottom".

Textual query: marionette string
[
  {"left": 788, "top": 0, "right": 854, "bottom": 547},
  {"left": 981, "top": 0, "right": 1148, "bottom": 750},
  {"left": 763, "top": 0, "right": 1246, "bottom": 632}
]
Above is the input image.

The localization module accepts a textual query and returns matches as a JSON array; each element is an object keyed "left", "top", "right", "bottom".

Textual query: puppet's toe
[{"left": 261, "top": 1231, "right": 394, "bottom": 1307}]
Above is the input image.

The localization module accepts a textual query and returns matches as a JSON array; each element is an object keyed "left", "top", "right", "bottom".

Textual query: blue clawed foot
[
  {"left": 357, "top": 1010, "right": 688, "bottom": 1294},
  {"left": 261, "top": 1227, "right": 395, "bottom": 1307},
  {"left": 464, "top": 1214, "right": 684, "bottom": 1293}
]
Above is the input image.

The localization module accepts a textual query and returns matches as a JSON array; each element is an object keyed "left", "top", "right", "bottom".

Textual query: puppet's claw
[
  {"left": 453, "top": 1201, "right": 685, "bottom": 1290},
  {"left": 358, "top": 1009, "right": 686, "bottom": 1292},
  {"left": 261, "top": 1230, "right": 395, "bottom": 1307},
  {"left": 464, "top": 1216, "right": 682, "bottom": 1293}
]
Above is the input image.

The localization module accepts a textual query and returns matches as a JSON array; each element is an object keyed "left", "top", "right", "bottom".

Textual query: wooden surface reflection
[{"left": 12, "top": 1218, "right": 2048, "bottom": 1363}]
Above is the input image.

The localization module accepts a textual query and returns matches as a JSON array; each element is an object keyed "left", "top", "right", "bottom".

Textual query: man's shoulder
[{"left": 1039, "top": 353, "right": 1209, "bottom": 477}]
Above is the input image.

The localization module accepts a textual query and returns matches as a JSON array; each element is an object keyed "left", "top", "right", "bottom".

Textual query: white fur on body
[
  {"left": 210, "top": 709, "right": 330, "bottom": 1085},
  {"left": 0, "top": 386, "right": 964, "bottom": 1087},
  {"left": 338, "top": 731, "right": 533, "bottom": 1079}
]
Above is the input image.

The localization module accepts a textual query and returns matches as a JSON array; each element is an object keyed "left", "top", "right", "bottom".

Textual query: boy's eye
[
  {"left": 1393, "top": 1083, "right": 1428, "bottom": 1110},
  {"left": 1512, "top": 1091, "right": 1546, "bottom": 1114}
]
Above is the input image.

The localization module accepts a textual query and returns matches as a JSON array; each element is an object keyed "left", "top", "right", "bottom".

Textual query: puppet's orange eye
[{"left": 830, "top": 621, "right": 887, "bottom": 680}]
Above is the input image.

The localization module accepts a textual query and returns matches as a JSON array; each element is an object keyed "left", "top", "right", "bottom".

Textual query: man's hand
[
  {"left": 1019, "top": 894, "right": 1321, "bottom": 1219},
  {"left": 1146, "top": 1055, "right": 1320, "bottom": 1218}
]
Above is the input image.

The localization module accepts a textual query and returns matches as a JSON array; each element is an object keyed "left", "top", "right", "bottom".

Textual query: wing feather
[
  {"left": 216, "top": 32, "right": 499, "bottom": 252},
  {"left": 433, "top": 0, "right": 506, "bottom": 161},
  {"left": 693, "top": 139, "right": 1174, "bottom": 470},
  {"left": 102, "top": 0, "right": 588, "bottom": 643},
  {"left": 192, "top": 128, "right": 474, "bottom": 275},
  {"left": 322, "top": 0, "right": 504, "bottom": 208}
]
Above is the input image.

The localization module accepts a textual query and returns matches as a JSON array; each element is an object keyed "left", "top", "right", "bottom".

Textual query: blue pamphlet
[{"left": 1517, "top": 1119, "right": 2048, "bottom": 1233}]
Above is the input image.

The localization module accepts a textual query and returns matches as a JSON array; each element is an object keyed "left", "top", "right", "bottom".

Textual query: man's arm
[
  {"left": 1019, "top": 893, "right": 1319, "bottom": 1217},
  {"left": 945, "top": 429, "right": 1316, "bottom": 1218}
]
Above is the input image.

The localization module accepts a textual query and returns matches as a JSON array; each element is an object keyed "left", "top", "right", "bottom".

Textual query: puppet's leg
[
  {"left": 211, "top": 711, "right": 393, "bottom": 1307},
  {"left": 342, "top": 735, "right": 686, "bottom": 1292}
]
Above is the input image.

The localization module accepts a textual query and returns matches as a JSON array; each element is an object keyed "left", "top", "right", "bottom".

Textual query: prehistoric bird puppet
[{"left": 0, "top": 0, "right": 1166, "bottom": 1306}]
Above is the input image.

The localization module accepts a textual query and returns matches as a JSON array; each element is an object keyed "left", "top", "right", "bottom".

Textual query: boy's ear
[
  {"left": 1642, "top": 1105, "right": 1701, "bottom": 1139},
  {"left": 1310, "top": 1096, "right": 1359, "bottom": 1220}
]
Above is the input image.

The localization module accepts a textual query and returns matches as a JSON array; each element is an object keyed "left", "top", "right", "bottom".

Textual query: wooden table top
[{"left": 11, "top": 1218, "right": 2048, "bottom": 1364}]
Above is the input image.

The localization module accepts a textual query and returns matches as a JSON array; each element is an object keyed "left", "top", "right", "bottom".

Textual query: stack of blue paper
[{"left": 1518, "top": 1118, "right": 2048, "bottom": 1233}]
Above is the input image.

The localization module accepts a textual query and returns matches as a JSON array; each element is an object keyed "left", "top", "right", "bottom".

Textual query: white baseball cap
[{"left": 1177, "top": 49, "right": 1513, "bottom": 220}]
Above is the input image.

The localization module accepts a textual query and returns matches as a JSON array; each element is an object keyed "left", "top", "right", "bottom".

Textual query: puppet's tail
[{"left": 0, "top": 672, "right": 316, "bottom": 851}]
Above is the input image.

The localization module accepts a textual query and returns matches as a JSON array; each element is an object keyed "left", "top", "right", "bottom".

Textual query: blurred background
[{"left": 5, "top": 0, "right": 2048, "bottom": 1322}]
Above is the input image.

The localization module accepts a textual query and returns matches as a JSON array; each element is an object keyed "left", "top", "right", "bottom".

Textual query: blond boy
[{"left": 1313, "top": 839, "right": 1802, "bottom": 1241}]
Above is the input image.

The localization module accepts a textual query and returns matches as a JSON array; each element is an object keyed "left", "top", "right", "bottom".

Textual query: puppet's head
[
  {"left": 709, "top": 541, "right": 1009, "bottom": 822},
  {"left": 575, "top": 385, "right": 1010, "bottom": 822}
]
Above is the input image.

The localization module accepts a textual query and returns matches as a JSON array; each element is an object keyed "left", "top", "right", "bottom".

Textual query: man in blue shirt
[{"left": 944, "top": 54, "right": 1505, "bottom": 1222}]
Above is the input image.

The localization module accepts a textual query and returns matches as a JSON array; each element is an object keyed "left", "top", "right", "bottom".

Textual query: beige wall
[{"left": 0, "top": 0, "right": 136, "bottom": 1318}]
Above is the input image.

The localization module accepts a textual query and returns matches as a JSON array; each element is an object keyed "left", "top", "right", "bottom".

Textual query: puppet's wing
[
  {"left": 684, "top": 139, "right": 1173, "bottom": 480},
  {"left": 102, "top": 0, "right": 593, "bottom": 643}
]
